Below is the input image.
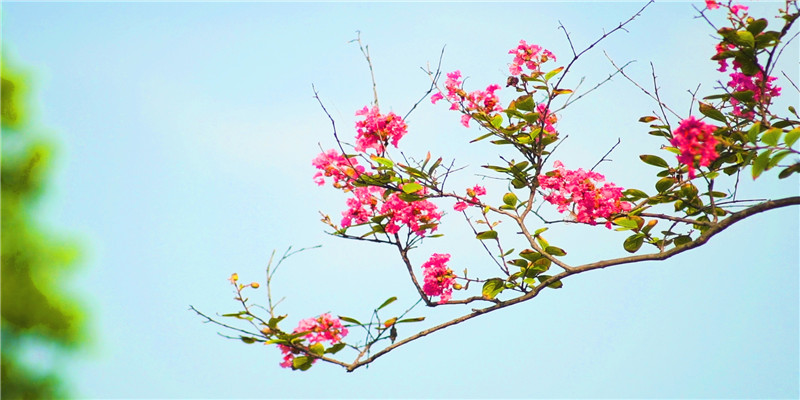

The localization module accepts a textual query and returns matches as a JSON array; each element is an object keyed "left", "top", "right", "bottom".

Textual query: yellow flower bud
[
  {"left": 453, "top": 283, "right": 463, "bottom": 290},
  {"left": 250, "top": 282, "right": 260, "bottom": 289}
]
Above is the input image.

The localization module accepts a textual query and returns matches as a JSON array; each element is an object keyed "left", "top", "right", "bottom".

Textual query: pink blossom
[
  {"left": 341, "top": 186, "right": 384, "bottom": 228},
  {"left": 730, "top": 4, "right": 748, "bottom": 14},
  {"left": 381, "top": 189, "right": 443, "bottom": 236},
  {"left": 277, "top": 314, "right": 348, "bottom": 369},
  {"left": 713, "top": 43, "right": 736, "bottom": 72},
  {"left": 538, "top": 161, "right": 632, "bottom": 228},
  {"left": 726, "top": 71, "right": 781, "bottom": 120},
  {"left": 312, "top": 149, "right": 365, "bottom": 190},
  {"left": 508, "top": 40, "right": 556, "bottom": 76},
  {"left": 536, "top": 103, "right": 559, "bottom": 136},
  {"left": 421, "top": 253, "right": 456, "bottom": 304},
  {"left": 433, "top": 69, "right": 503, "bottom": 128},
  {"left": 453, "top": 202, "right": 468, "bottom": 211},
  {"left": 705, "top": 0, "right": 719, "bottom": 10},
  {"left": 354, "top": 106, "right": 408, "bottom": 154},
  {"left": 460, "top": 114, "right": 471, "bottom": 128},
  {"left": 430, "top": 92, "right": 444, "bottom": 104},
  {"left": 670, "top": 117, "right": 719, "bottom": 179}
]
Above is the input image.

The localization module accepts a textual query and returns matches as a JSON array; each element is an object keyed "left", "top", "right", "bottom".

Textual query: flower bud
[
  {"left": 250, "top": 282, "right": 260, "bottom": 289},
  {"left": 453, "top": 283, "right": 463, "bottom": 290}
]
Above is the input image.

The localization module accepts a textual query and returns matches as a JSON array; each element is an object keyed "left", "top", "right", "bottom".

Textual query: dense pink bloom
[
  {"left": 508, "top": 40, "right": 556, "bottom": 76},
  {"left": 453, "top": 202, "right": 468, "bottom": 211},
  {"left": 670, "top": 117, "right": 719, "bottom": 179},
  {"left": 340, "top": 185, "right": 442, "bottom": 237},
  {"left": 421, "top": 253, "right": 456, "bottom": 304},
  {"left": 381, "top": 189, "right": 443, "bottom": 236},
  {"left": 727, "top": 71, "right": 781, "bottom": 119},
  {"left": 538, "top": 161, "right": 632, "bottom": 228},
  {"left": 432, "top": 69, "right": 503, "bottom": 128},
  {"left": 705, "top": 0, "right": 719, "bottom": 10},
  {"left": 354, "top": 106, "right": 408, "bottom": 153},
  {"left": 312, "top": 149, "right": 365, "bottom": 190},
  {"left": 278, "top": 314, "right": 348, "bottom": 369}
]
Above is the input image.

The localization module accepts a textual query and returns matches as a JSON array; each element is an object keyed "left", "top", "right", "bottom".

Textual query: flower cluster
[
  {"left": 432, "top": 70, "right": 504, "bottom": 128},
  {"left": 508, "top": 39, "right": 556, "bottom": 76},
  {"left": 354, "top": 106, "right": 408, "bottom": 154},
  {"left": 538, "top": 161, "right": 632, "bottom": 228},
  {"left": 727, "top": 71, "right": 781, "bottom": 119},
  {"left": 341, "top": 185, "right": 442, "bottom": 237},
  {"left": 713, "top": 42, "right": 736, "bottom": 72},
  {"left": 454, "top": 185, "right": 487, "bottom": 211},
  {"left": 421, "top": 253, "right": 456, "bottom": 304},
  {"left": 278, "top": 314, "right": 348, "bottom": 369},
  {"left": 312, "top": 149, "right": 365, "bottom": 190},
  {"left": 536, "top": 103, "right": 558, "bottom": 136},
  {"left": 705, "top": 0, "right": 719, "bottom": 10},
  {"left": 670, "top": 116, "right": 719, "bottom": 179}
]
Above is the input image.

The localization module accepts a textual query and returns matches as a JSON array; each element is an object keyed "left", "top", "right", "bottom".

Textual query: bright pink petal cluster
[
  {"left": 508, "top": 40, "right": 556, "bottom": 76},
  {"left": 340, "top": 185, "right": 442, "bottom": 237},
  {"left": 713, "top": 43, "right": 736, "bottom": 72},
  {"left": 536, "top": 103, "right": 559, "bottom": 136},
  {"left": 278, "top": 314, "right": 348, "bottom": 369},
  {"left": 727, "top": 71, "right": 781, "bottom": 119},
  {"left": 431, "top": 70, "right": 503, "bottom": 128},
  {"left": 454, "top": 185, "right": 487, "bottom": 211},
  {"left": 538, "top": 161, "right": 632, "bottom": 228},
  {"left": 381, "top": 188, "right": 443, "bottom": 236},
  {"left": 354, "top": 106, "right": 408, "bottom": 153},
  {"left": 670, "top": 116, "right": 719, "bottom": 179},
  {"left": 312, "top": 149, "right": 365, "bottom": 190},
  {"left": 421, "top": 253, "right": 455, "bottom": 304},
  {"left": 730, "top": 4, "right": 748, "bottom": 14},
  {"left": 705, "top": 0, "right": 719, "bottom": 10}
]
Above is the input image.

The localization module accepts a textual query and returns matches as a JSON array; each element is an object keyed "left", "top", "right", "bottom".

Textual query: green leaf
[
  {"left": 268, "top": 315, "right": 287, "bottom": 329},
  {"left": 778, "top": 163, "right": 800, "bottom": 179},
  {"left": 536, "top": 275, "right": 563, "bottom": 289},
  {"left": 613, "top": 217, "right": 639, "bottom": 229},
  {"left": 760, "top": 128, "right": 782, "bottom": 147},
  {"left": 747, "top": 122, "right": 762, "bottom": 144},
  {"left": 377, "top": 296, "right": 397, "bottom": 310},
  {"left": 544, "top": 246, "right": 567, "bottom": 257},
  {"left": 482, "top": 278, "right": 505, "bottom": 299},
  {"left": 470, "top": 132, "right": 495, "bottom": 143},
  {"left": 309, "top": 343, "right": 325, "bottom": 356},
  {"left": 396, "top": 317, "right": 425, "bottom": 323},
  {"left": 746, "top": 18, "right": 768, "bottom": 36},
  {"left": 674, "top": 235, "right": 692, "bottom": 247},
  {"left": 639, "top": 116, "right": 659, "bottom": 123},
  {"left": 240, "top": 336, "right": 256, "bottom": 344},
  {"left": 490, "top": 114, "right": 504, "bottom": 128},
  {"left": 639, "top": 154, "right": 669, "bottom": 168},
  {"left": 373, "top": 157, "right": 394, "bottom": 168},
  {"left": 736, "top": 30, "right": 755, "bottom": 47},
  {"left": 292, "top": 356, "right": 313, "bottom": 371},
  {"left": 731, "top": 90, "right": 755, "bottom": 103},
  {"left": 768, "top": 150, "right": 791, "bottom": 170},
  {"left": 516, "top": 95, "right": 534, "bottom": 111},
  {"left": 544, "top": 66, "right": 564, "bottom": 81},
  {"left": 502, "top": 192, "right": 518, "bottom": 206},
  {"left": 655, "top": 177, "right": 675, "bottom": 193},
  {"left": 338, "top": 315, "right": 362, "bottom": 325},
  {"left": 752, "top": 149, "right": 772, "bottom": 179},
  {"left": 623, "top": 233, "right": 645, "bottom": 253},
  {"left": 623, "top": 188, "right": 649, "bottom": 200},
  {"left": 534, "top": 227, "right": 548, "bottom": 236},
  {"left": 476, "top": 231, "right": 498, "bottom": 240},
  {"left": 325, "top": 343, "right": 346, "bottom": 354},
  {"left": 784, "top": 127, "right": 800, "bottom": 147},
  {"left": 699, "top": 102, "right": 726, "bottom": 122},
  {"left": 519, "top": 250, "right": 541, "bottom": 262},
  {"left": 402, "top": 182, "right": 424, "bottom": 194}
]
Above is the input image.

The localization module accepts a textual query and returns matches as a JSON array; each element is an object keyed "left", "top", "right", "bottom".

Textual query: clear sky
[{"left": 3, "top": 1, "right": 798, "bottom": 398}]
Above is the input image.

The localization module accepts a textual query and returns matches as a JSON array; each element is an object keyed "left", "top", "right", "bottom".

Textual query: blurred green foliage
[{"left": 2, "top": 62, "right": 86, "bottom": 398}]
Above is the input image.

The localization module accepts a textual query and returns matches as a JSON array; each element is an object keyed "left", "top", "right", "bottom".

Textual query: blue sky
[{"left": 3, "top": 1, "right": 798, "bottom": 398}]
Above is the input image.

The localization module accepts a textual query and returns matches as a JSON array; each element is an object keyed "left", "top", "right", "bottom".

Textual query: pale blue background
[{"left": 3, "top": 1, "right": 798, "bottom": 398}]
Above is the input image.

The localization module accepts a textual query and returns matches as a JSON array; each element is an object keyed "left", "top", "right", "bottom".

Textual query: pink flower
[
  {"left": 713, "top": 43, "right": 736, "bottom": 72},
  {"left": 536, "top": 103, "right": 559, "bottom": 136},
  {"left": 453, "top": 202, "right": 468, "bottom": 212},
  {"left": 341, "top": 186, "right": 384, "bottom": 228},
  {"left": 508, "top": 40, "right": 556, "bottom": 76},
  {"left": 705, "top": 0, "right": 719, "bottom": 10},
  {"left": 538, "top": 161, "right": 632, "bottom": 228},
  {"left": 430, "top": 92, "right": 444, "bottom": 104},
  {"left": 381, "top": 189, "right": 442, "bottom": 236},
  {"left": 730, "top": 4, "right": 748, "bottom": 14},
  {"left": 277, "top": 314, "right": 348, "bottom": 369},
  {"left": 312, "top": 149, "right": 365, "bottom": 190},
  {"left": 461, "top": 114, "right": 471, "bottom": 128},
  {"left": 726, "top": 71, "right": 781, "bottom": 120},
  {"left": 354, "top": 106, "right": 408, "bottom": 154},
  {"left": 433, "top": 70, "right": 503, "bottom": 128},
  {"left": 421, "top": 253, "right": 456, "bottom": 304},
  {"left": 670, "top": 117, "right": 718, "bottom": 179}
]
